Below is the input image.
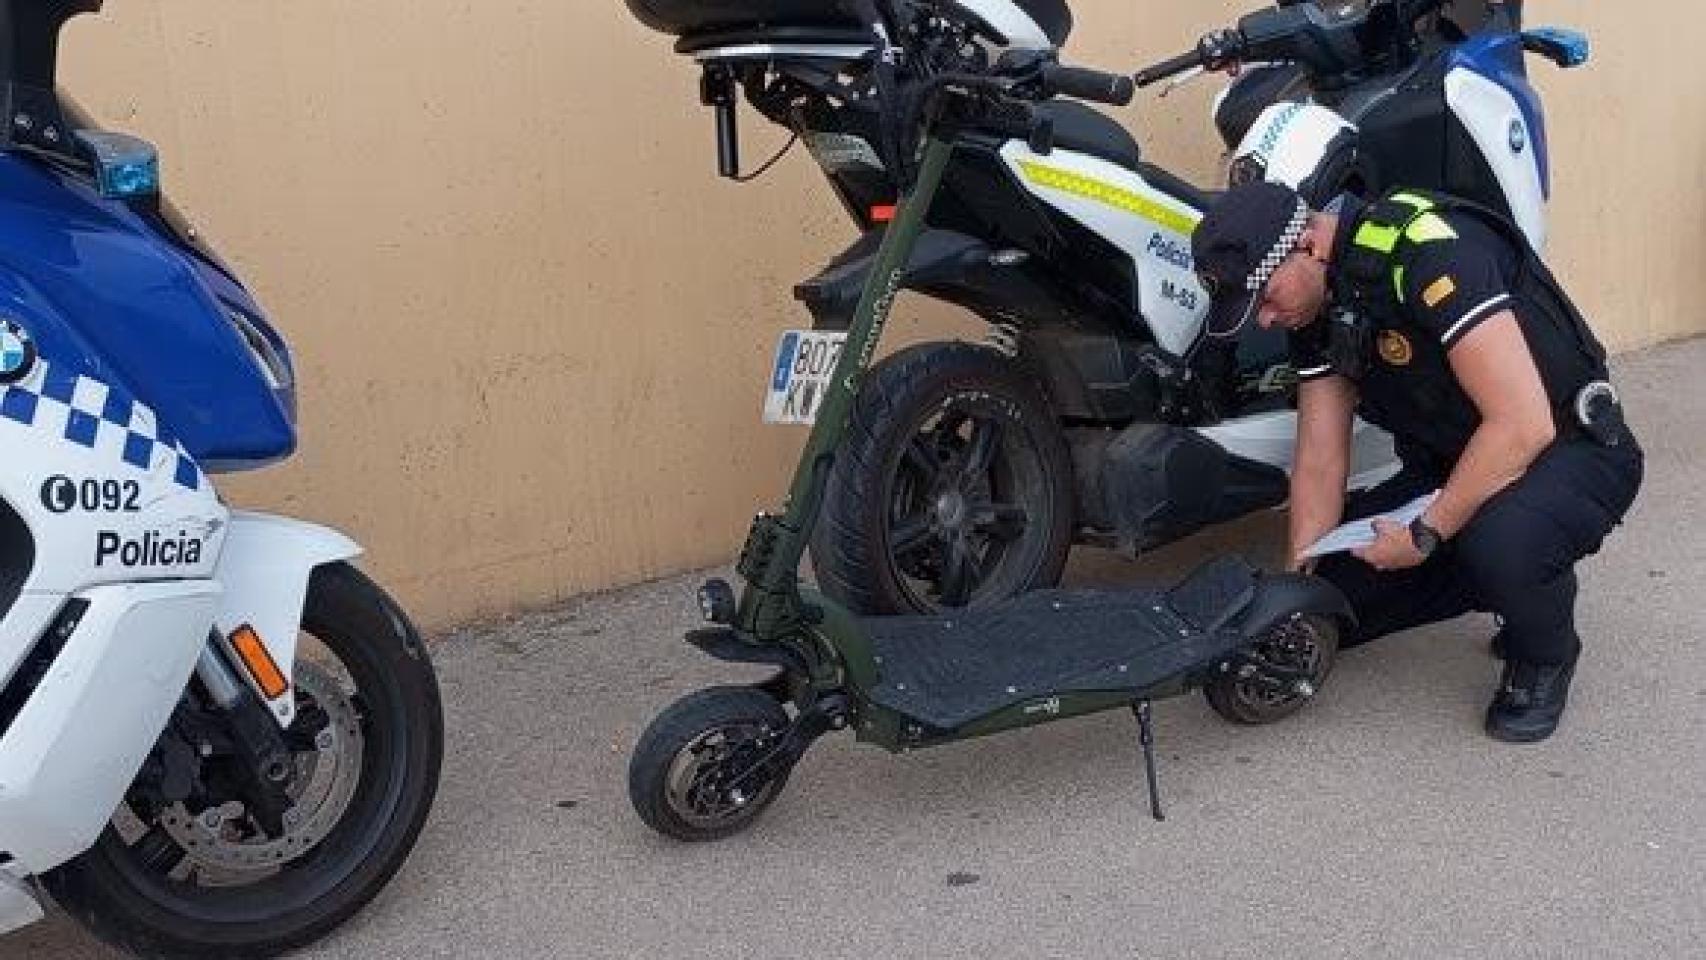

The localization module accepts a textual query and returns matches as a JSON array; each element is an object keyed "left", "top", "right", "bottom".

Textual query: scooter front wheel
[
  {"left": 629, "top": 687, "right": 794, "bottom": 842},
  {"left": 1204, "top": 614, "right": 1340, "bottom": 725}
]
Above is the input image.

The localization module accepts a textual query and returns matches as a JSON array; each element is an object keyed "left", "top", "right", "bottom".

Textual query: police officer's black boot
[{"left": 1485, "top": 653, "right": 1578, "bottom": 743}]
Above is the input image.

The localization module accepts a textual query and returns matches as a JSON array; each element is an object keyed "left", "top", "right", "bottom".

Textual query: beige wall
[{"left": 56, "top": 2, "right": 1706, "bottom": 628}]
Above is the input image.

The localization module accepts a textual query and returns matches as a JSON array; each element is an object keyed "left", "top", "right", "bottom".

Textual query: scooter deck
[{"left": 863, "top": 556, "right": 1261, "bottom": 731}]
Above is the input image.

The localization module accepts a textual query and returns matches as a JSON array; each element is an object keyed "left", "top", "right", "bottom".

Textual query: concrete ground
[{"left": 21, "top": 339, "right": 1705, "bottom": 960}]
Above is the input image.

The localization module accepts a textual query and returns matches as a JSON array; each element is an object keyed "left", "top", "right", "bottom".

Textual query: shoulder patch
[
  {"left": 1422, "top": 274, "right": 1457, "bottom": 309},
  {"left": 1405, "top": 212, "right": 1459, "bottom": 244}
]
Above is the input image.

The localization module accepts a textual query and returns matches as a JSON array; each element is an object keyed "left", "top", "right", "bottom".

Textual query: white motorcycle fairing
[
  {"left": 999, "top": 139, "right": 1208, "bottom": 355},
  {"left": 999, "top": 137, "right": 1399, "bottom": 488},
  {"left": 0, "top": 361, "right": 364, "bottom": 929},
  {"left": 1443, "top": 66, "right": 1547, "bottom": 249},
  {"left": 0, "top": 359, "right": 226, "bottom": 906},
  {"left": 0, "top": 580, "right": 222, "bottom": 876}
]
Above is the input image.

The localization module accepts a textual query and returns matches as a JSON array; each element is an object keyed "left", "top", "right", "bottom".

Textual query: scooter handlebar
[
  {"left": 1039, "top": 63, "right": 1136, "bottom": 106},
  {"left": 1135, "top": 49, "right": 1205, "bottom": 87},
  {"left": 1135, "top": 29, "right": 1244, "bottom": 87}
]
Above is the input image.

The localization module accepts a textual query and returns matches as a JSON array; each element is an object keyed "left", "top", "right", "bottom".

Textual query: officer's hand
[{"left": 1352, "top": 519, "right": 1426, "bottom": 572}]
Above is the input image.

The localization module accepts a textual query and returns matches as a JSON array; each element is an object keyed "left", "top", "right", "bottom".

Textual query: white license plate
[{"left": 762, "top": 329, "right": 848, "bottom": 425}]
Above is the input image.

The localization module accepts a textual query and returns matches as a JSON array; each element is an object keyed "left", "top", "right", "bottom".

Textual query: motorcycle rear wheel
[
  {"left": 809, "top": 341, "right": 1075, "bottom": 615},
  {"left": 43, "top": 562, "right": 443, "bottom": 960}
]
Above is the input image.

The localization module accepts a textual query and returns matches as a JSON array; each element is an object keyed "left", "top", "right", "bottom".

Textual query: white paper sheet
[{"left": 1300, "top": 491, "right": 1441, "bottom": 559}]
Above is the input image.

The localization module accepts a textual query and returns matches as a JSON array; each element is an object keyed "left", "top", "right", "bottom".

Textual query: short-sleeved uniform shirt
[{"left": 1289, "top": 198, "right": 1524, "bottom": 478}]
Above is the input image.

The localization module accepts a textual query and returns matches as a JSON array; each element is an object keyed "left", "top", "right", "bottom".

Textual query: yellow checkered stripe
[{"left": 1017, "top": 161, "right": 1202, "bottom": 235}]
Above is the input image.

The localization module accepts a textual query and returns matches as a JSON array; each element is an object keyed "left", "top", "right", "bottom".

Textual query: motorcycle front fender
[{"left": 213, "top": 511, "right": 362, "bottom": 728}]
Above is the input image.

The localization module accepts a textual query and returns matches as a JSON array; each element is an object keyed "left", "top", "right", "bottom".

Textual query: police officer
[{"left": 1191, "top": 181, "right": 1643, "bottom": 743}]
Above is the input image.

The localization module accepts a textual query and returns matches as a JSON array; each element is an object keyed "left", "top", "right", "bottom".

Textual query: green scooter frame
[{"left": 628, "top": 135, "right": 1353, "bottom": 842}]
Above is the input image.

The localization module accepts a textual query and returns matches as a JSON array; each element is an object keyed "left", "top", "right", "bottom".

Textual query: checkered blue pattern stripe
[
  {"left": 1246, "top": 200, "right": 1311, "bottom": 292},
  {"left": 0, "top": 360, "right": 202, "bottom": 490}
]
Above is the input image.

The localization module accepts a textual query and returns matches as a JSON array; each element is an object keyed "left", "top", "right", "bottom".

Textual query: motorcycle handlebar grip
[
  {"left": 1040, "top": 63, "right": 1136, "bottom": 106},
  {"left": 1134, "top": 49, "right": 1204, "bottom": 87}
]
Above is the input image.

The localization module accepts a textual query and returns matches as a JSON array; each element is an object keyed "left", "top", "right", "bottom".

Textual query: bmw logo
[
  {"left": 0, "top": 319, "right": 37, "bottom": 384},
  {"left": 1508, "top": 119, "right": 1527, "bottom": 155}
]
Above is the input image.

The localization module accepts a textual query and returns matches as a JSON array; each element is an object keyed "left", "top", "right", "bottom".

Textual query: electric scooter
[{"left": 623, "top": 0, "right": 1352, "bottom": 839}]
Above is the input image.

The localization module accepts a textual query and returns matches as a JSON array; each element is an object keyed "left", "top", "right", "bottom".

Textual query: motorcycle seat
[
  {"left": 1037, "top": 100, "right": 1142, "bottom": 172},
  {"left": 1137, "top": 161, "right": 1218, "bottom": 213},
  {"left": 673, "top": 24, "right": 874, "bottom": 55}
]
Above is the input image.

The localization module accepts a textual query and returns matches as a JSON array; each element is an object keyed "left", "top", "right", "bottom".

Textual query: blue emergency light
[{"left": 72, "top": 130, "right": 160, "bottom": 199}]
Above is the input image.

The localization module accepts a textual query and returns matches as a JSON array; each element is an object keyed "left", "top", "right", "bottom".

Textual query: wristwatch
[{"left": 1409, "top": 516, "right": 1444, "bottom": 559}]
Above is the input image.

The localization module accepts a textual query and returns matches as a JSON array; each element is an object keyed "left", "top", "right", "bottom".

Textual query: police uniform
[
  {"left": 1191, "top": 181, "right": 1643, "bottom": 741},
  {"left": 1290, "top": 190, "right": 1643, "bottom": 673}
]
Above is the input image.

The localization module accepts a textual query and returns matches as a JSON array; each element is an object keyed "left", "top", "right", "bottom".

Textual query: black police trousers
[{"left": 1316, "top": 433, "right": 1643, "bottom": 665}]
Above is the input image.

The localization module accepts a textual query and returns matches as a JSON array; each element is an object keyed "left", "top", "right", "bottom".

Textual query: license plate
[{"left": 762, "top": 329, "right": 848, "bottom": 425}]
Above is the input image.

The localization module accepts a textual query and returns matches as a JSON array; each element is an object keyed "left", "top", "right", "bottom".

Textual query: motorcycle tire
[
  {"left": 809, "top": 341, "right": 1074, "bottom": 615},
  {"left": 43, "top": 562, "right": 444, "bottom": 960}
]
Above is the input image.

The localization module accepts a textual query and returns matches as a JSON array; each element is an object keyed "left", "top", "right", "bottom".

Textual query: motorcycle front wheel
[{"left": 43, "top": 562, "right": 444, "bottom": 960}]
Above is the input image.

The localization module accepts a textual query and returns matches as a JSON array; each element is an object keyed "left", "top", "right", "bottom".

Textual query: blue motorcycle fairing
[
  {"left": 1448, "top": 32, "right": 1550, "bottom": 199},
  {"left": 0, "top": 151, "right": 295, "bottom": 472}
]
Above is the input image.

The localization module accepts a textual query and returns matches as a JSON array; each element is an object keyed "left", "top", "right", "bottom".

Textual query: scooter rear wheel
[
  {"left": 1204, "top": 614, "right": 1339, "bottom": 725},
  {"left": 629, "top": 687, "right": 794, "bottom": 842}
]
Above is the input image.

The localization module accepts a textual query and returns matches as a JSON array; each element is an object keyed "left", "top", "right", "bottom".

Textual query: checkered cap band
[{"left": 1245, "top": 199, "right": 1310, "bottom": 293}]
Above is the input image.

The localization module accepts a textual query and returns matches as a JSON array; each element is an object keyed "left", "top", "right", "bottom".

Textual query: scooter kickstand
[{"left": 1132, "top": 700, "right": 1165, "bottom": 822}]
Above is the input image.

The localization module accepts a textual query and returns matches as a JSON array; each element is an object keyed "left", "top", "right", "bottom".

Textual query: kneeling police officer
[{"left": 1191, "top": 181, "right": 1643, "bottom": 742}]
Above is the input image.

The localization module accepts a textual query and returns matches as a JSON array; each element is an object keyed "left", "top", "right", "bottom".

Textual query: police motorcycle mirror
[
  {"left": 622, "top": 0, "right": 1356, "bottom": 841},
  {"left": 2, "top": 2, "right": 158, "bottom": 200},
  {"left": 0, "top": 1, "right": 103, "bottom": 159}
]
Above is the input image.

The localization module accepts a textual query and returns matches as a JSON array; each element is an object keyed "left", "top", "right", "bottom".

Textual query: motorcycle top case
[
  {"left": 626, "top": 0, "right": 1070, "bottom": 43},
  {"left": 626, "top": 0, "right": 864, "bottom": 36}
]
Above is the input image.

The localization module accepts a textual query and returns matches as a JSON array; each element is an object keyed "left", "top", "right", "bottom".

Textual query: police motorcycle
[
  {"left": 1206, "top": 0, "right": 1529, "bottom": 163},
  {"left": 1155, "top": 0, "right": 1587, "bottom": 254},
  {"left": 645, "top": 0, "right": 1590, "bottom": 622},
  {"left": 624, "top": 0, "right": 1362, "bottom": 840},
  {"left": 0, "top": 3, "right": 443, "bottom": 957}
]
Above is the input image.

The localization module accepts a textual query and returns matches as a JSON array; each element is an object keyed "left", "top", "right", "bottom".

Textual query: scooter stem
[{"left": 733, "top": 137, "right": 956, "bottom": 639}]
